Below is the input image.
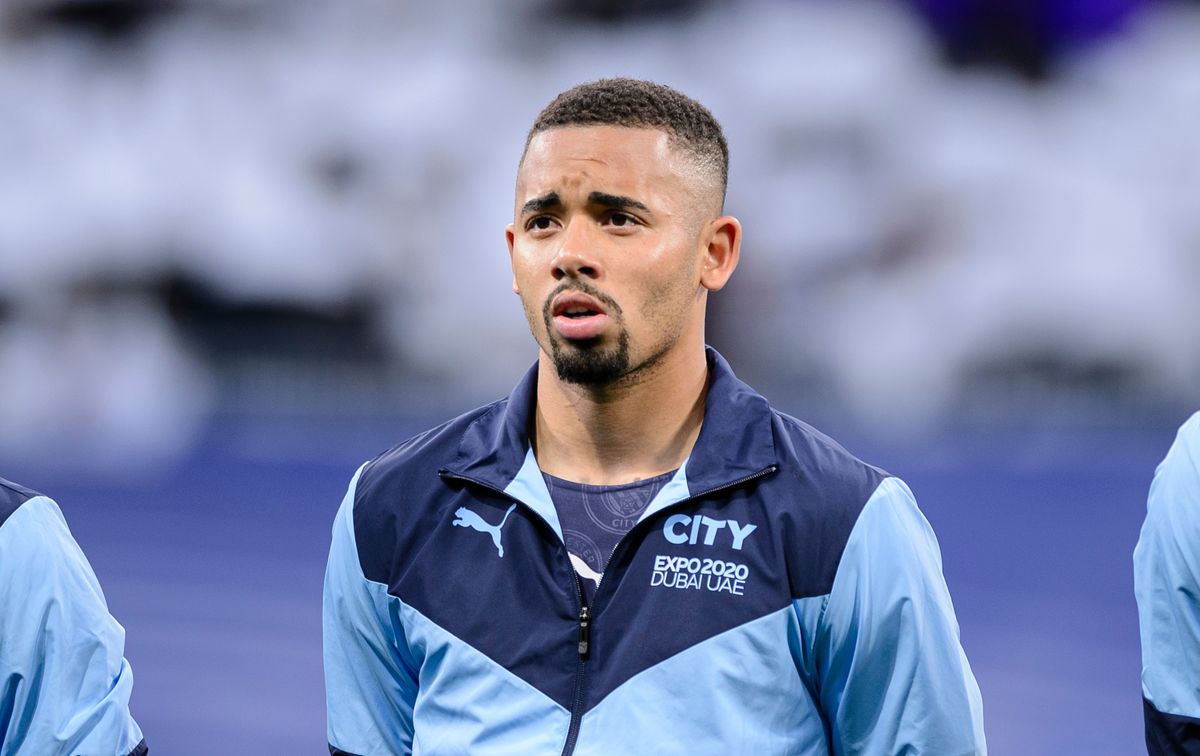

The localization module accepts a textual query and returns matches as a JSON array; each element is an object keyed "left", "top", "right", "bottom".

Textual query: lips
[{"left": 550, "top": 291, "right": 611, "bottom": 341}]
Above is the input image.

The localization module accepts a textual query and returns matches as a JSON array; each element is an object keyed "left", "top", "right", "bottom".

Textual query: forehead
[{"left": 516, "top": 125, "right": 681, "bottom": 203}]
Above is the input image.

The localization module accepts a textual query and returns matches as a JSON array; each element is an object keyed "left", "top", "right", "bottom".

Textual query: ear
[
  {"left": 506, "top": 224, "right": 519, "bottom": 294},
  {"left": 698, "top": 215, "right": 741, "bottom": 292}
]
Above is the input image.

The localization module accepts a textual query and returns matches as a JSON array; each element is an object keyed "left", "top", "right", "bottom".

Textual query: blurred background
[{"left": 1, "top": 0, "right": 1197, "bottom": 752}]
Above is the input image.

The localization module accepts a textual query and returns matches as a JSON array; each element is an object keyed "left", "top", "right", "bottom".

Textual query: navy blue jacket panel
[{"left": 1145, "top": 698, "right": 1200, "bottom": 755}]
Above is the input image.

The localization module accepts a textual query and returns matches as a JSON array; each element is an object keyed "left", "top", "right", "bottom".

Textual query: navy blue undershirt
[{"left": 543, "top": 469, "right": 675, "bottom": 604}]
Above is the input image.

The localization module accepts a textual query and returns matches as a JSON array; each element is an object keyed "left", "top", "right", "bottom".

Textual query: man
[
  {"left": 1136, "top": 412, "right": 1200, "bottom": 754},
  {"left": 323, "top": 78, "right": 986, "bottom": 755},
  {"left": 0, "top": 477, "right": 147, "bottom": 755}
]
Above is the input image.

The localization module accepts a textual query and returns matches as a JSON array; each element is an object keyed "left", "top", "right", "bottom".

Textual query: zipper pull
[{"left": 577, "top": 605, "right": 591, "bottom": 658}]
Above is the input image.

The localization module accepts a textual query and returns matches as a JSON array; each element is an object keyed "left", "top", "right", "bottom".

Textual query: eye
[
  {"left": 525, "top": 216, "right": 558, "bottom": 233},
  {"left": 605, "top": 211, "right": 638, "bottom": 228}
]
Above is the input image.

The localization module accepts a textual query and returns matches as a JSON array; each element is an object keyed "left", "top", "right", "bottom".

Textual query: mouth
[
  {"left": 553, "top": 297, "right": 604, "bottom": 319},
  {"left": 549, "top": 292, "right": 611, "bottom": 341}
]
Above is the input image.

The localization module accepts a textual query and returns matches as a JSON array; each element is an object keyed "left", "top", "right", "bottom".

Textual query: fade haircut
[{"left": 524, "top": 78, "right": 729, "bottom": 209}]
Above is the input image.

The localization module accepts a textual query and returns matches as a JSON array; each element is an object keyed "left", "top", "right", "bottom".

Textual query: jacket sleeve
[
  {"left": 1135, "top": 412, "right": 1200, "bottom": 754},
  {"left": 323, "top": 464, "right": 419, "bottom": 756},
  {"left": 0, "top": 495, "right": 146, "bottom": 756},
  {"left": 814, "top": 476, "right": 986, "bottom": 755}
]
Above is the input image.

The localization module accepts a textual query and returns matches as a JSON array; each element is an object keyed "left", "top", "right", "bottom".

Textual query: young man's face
[{"left": 507, "top": 125, "right": 715, "bottom": 387}]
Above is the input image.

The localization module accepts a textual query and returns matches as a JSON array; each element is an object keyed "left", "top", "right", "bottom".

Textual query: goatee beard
[
  {"left": 540, "top": 282, "right": 629, "bottom": 386},
  {"left": 548, "top": 330, "right": 631, "bottom": 385}
]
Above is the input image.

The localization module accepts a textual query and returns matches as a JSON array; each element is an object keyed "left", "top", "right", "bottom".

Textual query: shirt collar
[{"left": 445, "top": 346, "right": 778, "bottom": 494}]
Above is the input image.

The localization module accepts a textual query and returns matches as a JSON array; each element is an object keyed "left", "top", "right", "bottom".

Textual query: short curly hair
[{"left": 525, "top": 78, "right": 728, "bottom": 207}]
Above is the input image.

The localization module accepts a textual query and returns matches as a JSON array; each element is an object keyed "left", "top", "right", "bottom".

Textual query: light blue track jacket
[
  {"left": 0, "top": 478, "right": 146, "bottom": 756},
  {"left": 324, "top": 348, "right": 986, "bottom": 755},
  {"left": 1136, "top": 412, "right": 1200, "bottom": 751}
]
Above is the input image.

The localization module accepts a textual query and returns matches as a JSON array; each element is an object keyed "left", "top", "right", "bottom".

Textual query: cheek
[
  {"left": 635, "top": 248, "right": 701, "bottom": 326},
  {"left": 513, "top": 257, "right": 547, "bottom": 302},
  {"left": 511, "top": 250, "right": 533, "bottom": 287},
  {"left": 517, "top": 283, "right": 546, "bottom": 328}
]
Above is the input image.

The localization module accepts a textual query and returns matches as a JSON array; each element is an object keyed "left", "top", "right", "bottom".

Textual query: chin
[{"left": 549, "top": 332, "right": 631, "bottom": 386}]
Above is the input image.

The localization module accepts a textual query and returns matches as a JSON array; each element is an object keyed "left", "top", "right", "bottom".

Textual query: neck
[{"left": 533, "top": 344, "right": 709, "bottom": 485}]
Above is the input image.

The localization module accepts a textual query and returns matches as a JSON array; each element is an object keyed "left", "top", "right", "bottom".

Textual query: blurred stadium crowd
[{"left": 1, "top": 0, "right": 1197, "bottom": 467}]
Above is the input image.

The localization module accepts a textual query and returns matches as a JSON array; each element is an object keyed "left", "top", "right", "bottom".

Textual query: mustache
[{"left": 541, "top": 281, "right": 623, "bottom": 322}]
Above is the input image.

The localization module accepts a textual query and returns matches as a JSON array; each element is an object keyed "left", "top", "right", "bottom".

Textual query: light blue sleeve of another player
[
  {"left": 814, "top": 476, "right": 987, "bottom": 755},
  {"left": 1135, "top": 412, "right": 1200, "bottom": 722},
  {"left": 0, "top": 495, "right": 145, "bottom": 756},
  {"left": 323, "top": 464, "right": 419, "bottom": 756}
]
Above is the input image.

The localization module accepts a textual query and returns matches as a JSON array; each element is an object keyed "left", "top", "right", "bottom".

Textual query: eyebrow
[
  {"left": 519, "top": 191, "right": 651, "bottom": 217},
  {"left": 521, "top": 193, "right": 561, "bottom": 217},
  {"left": 587, "top": 192, "right": 649, "bottom": 213}
]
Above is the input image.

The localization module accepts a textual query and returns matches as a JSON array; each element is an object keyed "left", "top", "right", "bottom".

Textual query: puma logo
[
  {"left": 452, "top": 504, "right": 518, "bottom": 558},
  {"left": 569, "top": 552, "right": 603, "bottom": 588}
]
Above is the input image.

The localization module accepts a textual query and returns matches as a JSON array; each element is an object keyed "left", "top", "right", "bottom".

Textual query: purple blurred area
[
  {"left": 2, "top": 0, "right": 1198, "bottom": 751},
  {"left": 911, "top": 0, "right": 1144, "bottom": 78}
]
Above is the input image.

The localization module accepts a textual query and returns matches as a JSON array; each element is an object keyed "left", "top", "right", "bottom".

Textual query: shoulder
[
  {"left": 0, "top": 482, "right": 82, "bottom": 588},
  {"left": 1164, "top": 411, "right": 1200, "bottom": 473},
  {"left": 355, "top": 400, "right": 504, "bottom": 504},
  {"left": 0, "top": 476, "right": 46, "bottom": 529},
  {"left": 345, "top": 401, "right": 506, "bottom": 582},
  {"left": 768, "top": 408, "right": 890, "bottom": 511},
  {"left": 1150, "top": 412, "right": 1200, "bottom": 502},
  {"left": 754, "top": 410, "right": 902, "bottom": 597},
  {"left": 1144, "top": 412, "right": 1200, "bottom": 533}
]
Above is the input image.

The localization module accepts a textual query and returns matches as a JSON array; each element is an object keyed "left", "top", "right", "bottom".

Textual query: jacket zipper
[
  {"left": 441, "top": 464, "right": 777, "bottom": 756},
  {"left": 560, "top": 584, "right": 588, "bottom": 756},
  {"left": 558, "top": 464, "right": 778, "bottom": 756}
]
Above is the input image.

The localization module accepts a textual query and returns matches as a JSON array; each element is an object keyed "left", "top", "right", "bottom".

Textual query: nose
[{"left": 551, "top": 220, "right": 601, "bottom": 281}]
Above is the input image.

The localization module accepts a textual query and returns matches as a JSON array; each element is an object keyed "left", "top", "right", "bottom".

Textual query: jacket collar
[{"left": 445, "top": 346, "right": 778, "bottom": 495}]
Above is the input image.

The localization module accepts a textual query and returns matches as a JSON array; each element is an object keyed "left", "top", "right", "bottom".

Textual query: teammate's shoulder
[
  {"left": 768, "top": 408, "right": 891, "bottom": 506},
  {"left": 1176, "top": 411, "right": 1200, "bottom": 453},
  {"left": 0, "top": 476, "right": 45, "bottom": 528},
  {"left": 1142, "top": 413, "right": 1200, "bottom": 554},
  {"left": 1155, "top": 410, "right": 1200, "bottom": 490}
]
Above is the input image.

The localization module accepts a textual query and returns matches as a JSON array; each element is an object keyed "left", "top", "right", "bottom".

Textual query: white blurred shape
[{"left": 0, "top": 298, "right": 213, "bottom": 471}]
